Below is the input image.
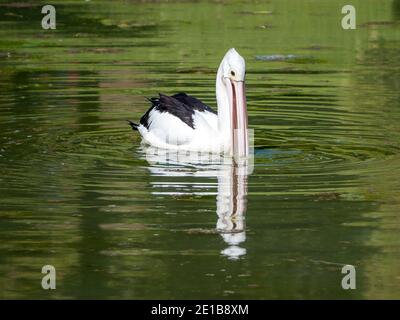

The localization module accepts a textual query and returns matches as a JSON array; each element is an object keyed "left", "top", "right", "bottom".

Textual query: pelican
[{"left": 128, "top": 48, "right": 248, "bottom": 157}]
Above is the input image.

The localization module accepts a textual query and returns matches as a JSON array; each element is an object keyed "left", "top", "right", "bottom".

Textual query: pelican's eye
[{"left": 230, "top": 70, "right": 235, "bottom": 76}]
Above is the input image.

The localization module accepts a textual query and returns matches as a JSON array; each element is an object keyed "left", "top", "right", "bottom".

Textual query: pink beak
[{"left": 230, "top": 80, "right": 248, "bottom": 159}]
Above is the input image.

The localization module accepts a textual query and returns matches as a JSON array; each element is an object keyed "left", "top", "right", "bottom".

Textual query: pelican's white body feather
[{"left": 138, "top": 109, "right": 225, "bottom": 152}]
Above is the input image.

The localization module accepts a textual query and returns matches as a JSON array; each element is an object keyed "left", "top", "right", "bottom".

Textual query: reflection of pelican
[
  {"left": 129, "top": 48, "right": 248, "bottom": 157},
  {"left": 216, "top": 164, "right": 248, "bottom": 259},
  {"left": 142, "top": 146, "right": 249, "bottom": 260}
]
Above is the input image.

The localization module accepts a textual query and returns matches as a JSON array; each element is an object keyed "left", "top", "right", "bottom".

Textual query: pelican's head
[
  {"left": 220, "top": 48, "right": 246, "bottom": 82},
  {"left": 217, "top": 48, "right": 248, "bottom": 158}
]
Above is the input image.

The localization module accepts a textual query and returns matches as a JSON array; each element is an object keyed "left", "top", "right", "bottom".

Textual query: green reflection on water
[{"left": 0, "top": 0, "right": 400, "bottom": 299}]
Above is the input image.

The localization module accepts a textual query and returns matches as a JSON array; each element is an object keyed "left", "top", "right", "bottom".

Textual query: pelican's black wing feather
[
  {"left": 137, "top": 93, "right": 216, "bottom": 130},
  {"left": 172, "top": 92, "right": 217, "bottom": 114},
  {"left": 140, "top": 93, "right": 195, "bottom": 129}
]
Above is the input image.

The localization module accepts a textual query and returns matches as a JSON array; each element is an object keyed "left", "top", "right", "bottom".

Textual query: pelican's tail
[{"left": 127, "top": 120, "right": 139, "bottom": 131}]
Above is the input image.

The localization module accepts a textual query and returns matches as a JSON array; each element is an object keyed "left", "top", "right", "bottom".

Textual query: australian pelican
[{"left": 129, "top": 48, "right": 248, "bottom": 157}]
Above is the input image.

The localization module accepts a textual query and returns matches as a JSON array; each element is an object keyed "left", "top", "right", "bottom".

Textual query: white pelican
[{"left": 129, "top": 48, "right": 248, "bottom": 157}]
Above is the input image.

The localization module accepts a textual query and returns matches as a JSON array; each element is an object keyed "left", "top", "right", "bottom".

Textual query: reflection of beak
[{"left": 230, "top": 80, "right": 248, "bottom": 158}]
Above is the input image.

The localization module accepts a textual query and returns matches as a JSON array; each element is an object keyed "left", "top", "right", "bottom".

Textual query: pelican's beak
[{"left": 230, "top": 80, "right": 248, "bottom": 159}]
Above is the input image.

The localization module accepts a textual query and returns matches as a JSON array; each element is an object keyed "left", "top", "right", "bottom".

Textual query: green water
[{"left": 0, "top": 0, "right": 400, "bottom": 299}]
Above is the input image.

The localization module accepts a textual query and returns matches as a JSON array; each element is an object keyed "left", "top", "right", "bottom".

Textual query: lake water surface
[{"left": 0, "top": 0, "right": 400, "bottom": 299}]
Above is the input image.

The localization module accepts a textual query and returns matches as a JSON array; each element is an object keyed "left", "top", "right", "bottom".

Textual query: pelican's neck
[{"left": 216, "top": 63, "right": 231, "bottom": 141}]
